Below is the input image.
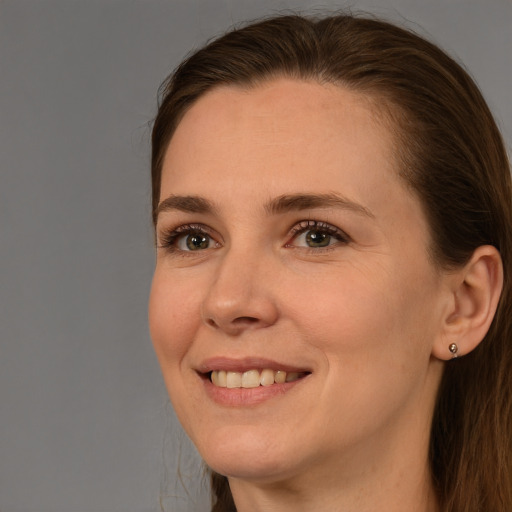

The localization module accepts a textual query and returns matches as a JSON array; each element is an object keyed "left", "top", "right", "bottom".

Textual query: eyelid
[
  {"left": 286, "top": 219, "right": 351, "bottom": 247},
  {"left": 157, "top": 223, "right": 221, "bottom": 252}
]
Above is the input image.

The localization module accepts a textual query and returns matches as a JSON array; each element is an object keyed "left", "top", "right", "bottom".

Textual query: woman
[{"left": 148, "top": 13, "right": 512, "bottom": 512}]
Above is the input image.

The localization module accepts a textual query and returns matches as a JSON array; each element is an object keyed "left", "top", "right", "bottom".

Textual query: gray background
[{"left": 1, "top": 1, "right": 510, "bottom": 511}]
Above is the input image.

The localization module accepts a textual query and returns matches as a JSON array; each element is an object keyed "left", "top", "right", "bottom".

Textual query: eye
[
  {"left": 297, "top": 229, "right": 332, "bottom": 248},
  {"left": 287, "top": 220, "right": 350, "bottom": 249},
  {"left": 158, "top": 224, "right": 219, "bottom": 253},
  {"left": 178, "top": 231, "right": 212, "bottom": 251}
]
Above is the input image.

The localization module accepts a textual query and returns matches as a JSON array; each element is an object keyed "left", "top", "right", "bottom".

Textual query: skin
[{"left": 149, "top": 79, "right": 459, "bottom": 511}]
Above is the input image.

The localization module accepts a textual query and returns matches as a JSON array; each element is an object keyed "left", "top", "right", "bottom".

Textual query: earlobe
[{"left": 432, "top": 245, "right": 503, "bottom": 361}]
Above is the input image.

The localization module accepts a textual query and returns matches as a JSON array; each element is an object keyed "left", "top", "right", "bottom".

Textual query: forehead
[
  {"left": 161, "top": 79, "right": 399, "bottom": 200},
  {"left": 159, "top": 78, "right": 433, "bottom": 260}
]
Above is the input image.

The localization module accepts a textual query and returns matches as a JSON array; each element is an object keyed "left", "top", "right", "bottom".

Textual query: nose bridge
[{"left": 201, "top": 244, "right": 278, "bottom": 334}]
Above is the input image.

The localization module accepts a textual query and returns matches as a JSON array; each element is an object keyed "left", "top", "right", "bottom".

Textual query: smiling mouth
[{"left": 209, "top": 369, "right": 309, "bottom": 389}]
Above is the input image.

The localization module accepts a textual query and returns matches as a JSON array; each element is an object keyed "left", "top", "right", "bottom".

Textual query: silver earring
[{"left": 449, "top": 343, "right": 459, "bottom": 359}]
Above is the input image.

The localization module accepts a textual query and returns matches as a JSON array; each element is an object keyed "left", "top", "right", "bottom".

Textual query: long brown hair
[{"left": 151, "top": 14, "right": 512, "bottom": 511}]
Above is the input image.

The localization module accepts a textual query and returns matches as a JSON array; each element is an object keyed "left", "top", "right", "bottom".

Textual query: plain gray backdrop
[{"left": 1, "top": 1, "right": 510, "bottom": 511}]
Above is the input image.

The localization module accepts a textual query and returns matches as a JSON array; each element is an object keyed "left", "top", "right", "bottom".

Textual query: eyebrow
[
  {"left": 156, "top": 195, "right": 217, "bottom": 216},
  {"left": 156, "top": 192, "right": 374, "bottom": 219},
  {"left": 265, "top": 193, "right": 375, "bottom": 218}
]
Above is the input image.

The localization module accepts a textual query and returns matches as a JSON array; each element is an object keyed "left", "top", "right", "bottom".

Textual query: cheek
[
  {"left": 285, "top": 267, "right": 395, "bottom": 344},
  {"left": 284, "top": 259, "right": 438, "bottom": 363},
  {"left": 148, "top": 269, "right": 201, "bottom": 365}
]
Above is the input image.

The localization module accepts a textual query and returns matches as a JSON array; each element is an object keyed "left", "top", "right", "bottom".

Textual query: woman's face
[{"left": 149, "top": 79, "right": 448, "bottom": 484}]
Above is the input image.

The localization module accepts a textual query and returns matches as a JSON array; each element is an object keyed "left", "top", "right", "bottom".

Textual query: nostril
[
  {"left": 203, "top": 313, "right": 272, "bottom": 333},
  {"left": 233, "top": 316, "right": 259, "bottom": 325}
]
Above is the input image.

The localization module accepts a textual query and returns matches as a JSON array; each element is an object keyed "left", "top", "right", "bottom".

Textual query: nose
[{"left": 200, "top": 251, "right": 279, "bottom": 336}]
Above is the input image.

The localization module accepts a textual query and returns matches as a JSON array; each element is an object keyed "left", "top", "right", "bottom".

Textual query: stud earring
[{"left": 449, "top": 343, "right": 459, "bottom": 359}]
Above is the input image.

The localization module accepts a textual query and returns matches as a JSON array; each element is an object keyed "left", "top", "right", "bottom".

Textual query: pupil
[
  {"left": 186, "top": 233, "right": 209, "bottom": 250},
  {"left": 306, "top": 230, "right": 330, "bottom": 247}
]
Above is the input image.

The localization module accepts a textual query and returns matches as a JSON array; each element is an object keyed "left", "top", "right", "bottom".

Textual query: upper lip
[{"left": 197, "top": 356, "right": 312, "bottom": 374}]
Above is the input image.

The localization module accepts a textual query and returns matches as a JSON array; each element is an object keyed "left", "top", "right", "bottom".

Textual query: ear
[{"left": 432, "top": 245, "right": 503, "bottom": 361}]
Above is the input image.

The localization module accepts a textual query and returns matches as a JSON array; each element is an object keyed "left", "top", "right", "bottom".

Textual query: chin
[{"left": 193, "top": 424, "right": 299, "bottom": 481}]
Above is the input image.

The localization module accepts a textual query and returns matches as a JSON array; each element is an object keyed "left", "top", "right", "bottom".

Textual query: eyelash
[
  {"left": 286, "top": 220, "right": 351, "bottom": 250},
  {"left": 157, "top": 220, "right": 350, "bottom": 254},
  {"left": 157, "top": 223, "right": 218, "bottom": 253}
]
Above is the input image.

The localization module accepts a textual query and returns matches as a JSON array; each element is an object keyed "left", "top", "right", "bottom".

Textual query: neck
[{"left": 229, "top": 450, "right": 439, "bottom": 512}]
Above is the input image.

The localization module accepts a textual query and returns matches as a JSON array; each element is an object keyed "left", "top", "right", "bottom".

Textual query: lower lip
[{"left": 202, "top": 375, "right": 308, "bottom": 407}]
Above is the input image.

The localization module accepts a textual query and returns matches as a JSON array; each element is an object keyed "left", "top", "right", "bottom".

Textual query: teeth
[
  {"left": 211, "top": 370, "right": 226, "bottom": 387},
  {"left": 241, "top": 370, "right": 260, "bottom": 388},
  {"left": 274, "top": 370, "right": 286, "bottom": 384},
  {"left": 210, "top": 369, "right": 305, "bottom": 388},
  {"left": 286, "top": 372, "right": 299, "bottom": 382},
  {"left": 217, "top": 370, "right": 227, "bottom": 387},
  {"left": 260, "top": 369, "right": 275, "bottom": 387},
  {"left": 226, "top": 371, "right": 242, "bottom": 388}
]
